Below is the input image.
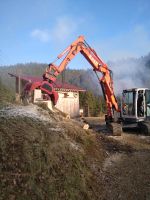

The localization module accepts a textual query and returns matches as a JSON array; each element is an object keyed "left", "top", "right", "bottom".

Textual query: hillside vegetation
[
  {"left": 0, "top": 80, "right": 14, "bottom": 107},
  {"left": 0, "top": 104, "right": 107, "bottom": 199},
  {"left": 0, "top": 104, "right": 150, "bottom": 200},
  {"left": 0, "top": 63, "right": 101, "bottom": 95},
  {"left": 0, "top": 52, "right": 150, "bottom": 94}
]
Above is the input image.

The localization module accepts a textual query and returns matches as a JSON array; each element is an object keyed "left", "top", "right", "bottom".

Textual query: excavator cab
[{"left": 121, "top": 88, "right": 150, "bottom": 134}]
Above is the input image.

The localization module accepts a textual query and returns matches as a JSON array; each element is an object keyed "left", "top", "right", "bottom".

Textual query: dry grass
[
  {"left": 111, "top": 133, "right": 150, "bottom": 150},
  {"left": 0, "top": 106, "right": 106, "bottom": 199},
  {"left": 0, "top": 107, "right": 150, "bottom": 200}
]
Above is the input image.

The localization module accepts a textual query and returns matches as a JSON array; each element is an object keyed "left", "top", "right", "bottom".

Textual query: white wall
[
  {"left": 33, "top": 88, "right": 80, "bottom": 118},
  {"left": 55, "top": 91, "right": 79, "bottom": 118}
]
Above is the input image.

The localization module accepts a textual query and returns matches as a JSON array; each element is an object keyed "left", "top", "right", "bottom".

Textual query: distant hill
[
  {"left": 0, "top": 52, "right": 150, "bottom": 95},
  {"left": 0, "top": 63, "right": 101, "bottom": 95},
  {"left": 0, "top": 63, "right": 47, "bottom": 92}
]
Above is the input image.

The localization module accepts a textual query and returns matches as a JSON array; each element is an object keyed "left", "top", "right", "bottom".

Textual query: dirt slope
[{"left": 0, "top": 106, "right": 150, "bottom": 200}]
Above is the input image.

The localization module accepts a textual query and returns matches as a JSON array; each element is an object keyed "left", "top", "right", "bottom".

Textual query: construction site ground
[{"left": 0, "top": 104, "right": 150, "bottom": 200}]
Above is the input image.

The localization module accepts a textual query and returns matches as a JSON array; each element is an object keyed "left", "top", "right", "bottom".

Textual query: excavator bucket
[
  {"left": 50, "top": 90, "right": 59, "bottom": 105},
  {"left": 22, "top": 81, "right": 59, "bottom": 105}
]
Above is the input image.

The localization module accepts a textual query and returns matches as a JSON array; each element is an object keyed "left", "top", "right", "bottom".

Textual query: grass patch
[
  {"left": 0, "top": 81, "right": 15, "bottom": 107},
  {"left": 0, "top": 114, "right": 106, "bottom": 199}
]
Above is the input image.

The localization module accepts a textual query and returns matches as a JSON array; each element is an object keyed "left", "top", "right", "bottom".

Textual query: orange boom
[{"left": 42, "top": 36, "right": 119, "bottom": 121}]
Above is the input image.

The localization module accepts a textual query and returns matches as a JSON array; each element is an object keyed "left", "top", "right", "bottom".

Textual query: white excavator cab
[{"left": 121, "top": 88, "right": 150, "bottom": 133}]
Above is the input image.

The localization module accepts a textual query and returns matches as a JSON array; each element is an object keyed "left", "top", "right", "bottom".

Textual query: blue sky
[{"left": 0, "top": 0, "right": 150, "bottom": 67}]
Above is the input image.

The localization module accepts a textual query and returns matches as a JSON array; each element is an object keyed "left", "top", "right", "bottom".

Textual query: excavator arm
[{"left": 42, "top": 36, "right": 119, "bottom": 120}]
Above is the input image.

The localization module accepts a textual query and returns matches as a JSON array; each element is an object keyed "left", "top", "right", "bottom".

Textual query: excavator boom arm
[{"left": 43, "top": 36, "right": 119, "bottom": 119}]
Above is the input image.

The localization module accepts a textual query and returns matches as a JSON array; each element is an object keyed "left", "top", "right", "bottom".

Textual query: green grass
[{"left": 0, "top": 81, "right": 14, "bottom": 107}]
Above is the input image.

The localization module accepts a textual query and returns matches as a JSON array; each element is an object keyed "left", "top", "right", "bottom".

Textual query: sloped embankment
[{"left": 0, "top": 105, "right": 107, "bottom": 199}]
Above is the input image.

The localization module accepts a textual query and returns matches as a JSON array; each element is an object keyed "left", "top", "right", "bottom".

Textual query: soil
[
  {"left": 0, "top": 107, "right": 150, "bottom": 200},
  {"left": 85, "top": 117, "right": 150, "bottom": 200}
]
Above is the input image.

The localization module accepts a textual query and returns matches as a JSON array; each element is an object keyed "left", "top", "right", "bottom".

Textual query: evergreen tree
[{"left": 79, "top": 91, "right": 106, "bottom": 116}]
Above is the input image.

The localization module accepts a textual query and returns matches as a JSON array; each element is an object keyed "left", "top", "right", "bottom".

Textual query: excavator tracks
[
  {"left": 138, "top": 122, "right": 150, "bottom": 135},
  {"left": 107, "top": 122, "right": 122, "bottom": 136}
]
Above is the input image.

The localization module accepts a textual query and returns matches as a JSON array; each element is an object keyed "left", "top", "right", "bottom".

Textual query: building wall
[{"left": 56, "top": 91, "right": 79, "bottom": 118}]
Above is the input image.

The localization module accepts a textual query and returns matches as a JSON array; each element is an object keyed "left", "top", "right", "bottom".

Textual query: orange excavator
[
  {"left": 23, "top": 36, "right": 150, "bottom": 135},
  {"left": 43, "top": 36, "right": 119, "bottom": 119}
]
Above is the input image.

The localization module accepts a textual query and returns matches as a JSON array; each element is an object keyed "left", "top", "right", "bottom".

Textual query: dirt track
[{"left": 85, "top": 117, "right": 150, "bottom": 200}]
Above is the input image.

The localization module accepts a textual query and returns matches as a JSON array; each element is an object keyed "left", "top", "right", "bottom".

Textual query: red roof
[{"left": 8, "top": 73, "right": 85, "bottom": 92}]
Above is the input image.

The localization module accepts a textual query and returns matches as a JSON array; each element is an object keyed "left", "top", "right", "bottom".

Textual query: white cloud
[
  {"left": 31, "top": 29, "right": 51, "bottom": 42},
  {"left": 52, "top": 17, "right": 79, "bottom": 42},
  {"left": 30, "top": 16, "right": 83, "bottom": 43}
]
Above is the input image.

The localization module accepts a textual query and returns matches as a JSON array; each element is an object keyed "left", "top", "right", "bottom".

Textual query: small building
[{"left": 9, "top": 73, "right": 85, "bottom": 118}]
